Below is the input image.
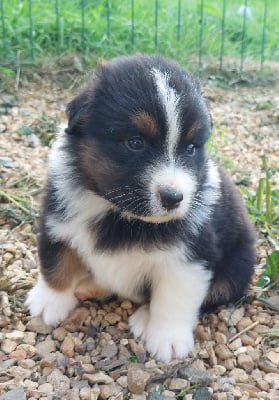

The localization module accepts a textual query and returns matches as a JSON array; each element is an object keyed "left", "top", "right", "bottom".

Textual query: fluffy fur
[{"left": 26, "top": 54, "right": 255, "bottom": 362}]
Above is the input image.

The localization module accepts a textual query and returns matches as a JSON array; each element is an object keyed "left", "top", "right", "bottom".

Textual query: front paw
[
  {"left": 129, "top": 305, "right": 150, "bottom": 340},
  {"left": 25, "top": 278, "right": 78, "bottom": 326},
  {"left": 144, "top": 323, "right": 194, "bottom": 363}
]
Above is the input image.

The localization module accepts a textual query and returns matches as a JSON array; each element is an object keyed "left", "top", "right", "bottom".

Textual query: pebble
[
  {"left": 104, "top": 313, "right": 122, "bottom": 325},
  {"left": 101, "top": 340, "right": 118, "bottom": 359},
  {"left": 38, "top": 383, "right": 54, "bottom": 395},
  {"left": 23, "top": 332, "right": 37, "bottom": 345},
  {"left": 241, "top": 334, "right": 255, "bottom": 346},
  {"left": 264, "top": 373, "right": 279, "bottom": 387},
  {"left": 127, "top": 364, "right": 151, "bottom": 394},
  {"left": 0, "top": 157, "right": 14, "bottom": 168},
  {"left": 129, "top": 339, "right": 147, "bottom": 363},
  {"left": 36, "top": 339, "right": 56, "bottom": 356},
  {"left": 80, "top": 387, "right": 91, "bottom": 400},
  {"left": 230, "top": 368, "right": 249, "bottom": 383},
  {"left": 83, "top": 371, "right": 113, "bottom": 384},
  {"left": 236, "top": 317, "right": 252, "bottom": 332},
  {"left": 229, "top": 307, "right": 245, "bottom": 325},
  {"left": 46, "top": 369, "right": 70, "bottom": 394},
  {"left": 237, "top": 353, "right": 254, "bottom": 371},
  {"left": 10, "top": 365, "right": 32, "bottom": 379},
  {"left": 169, "top": 378, "right": 188, "bottom": 390},
  {"left": 0, "top": 315, "right": 10, "bottom": 328},
  {"left": 228, "top": 338, "right": 242, "bottom": 351},
  {"left": 18, "top": 358, "right": 36, "bottom": 369},
  {"left": 63, "top": 307, "right": 90, "bottom": 326},
  {"left": 214, "top": 332, "right": 227, "bottom": 344},
  {"left": 211, "top": 365, "right": 226, "bottom": 376},
  {"left": 52, "top": 327, "right": 67, "bottom": 341},
  {"left": 5, "top": 330, "right": 25, "bottom": 341},
  {"left": 215, "top": 344, "right": 232, "bottom": 360},
  {"left": 257, "top": 379, "right": 270, "bottom": 391},
  {"left": 26, "top": 317, "right": 52, "bottom": 334},
  {"left": 179, "top": 367, "right": 212, "bottom": 384},
  {"left": 10, "top": 349, "right": 27, "bottom": 360},
  {"left": 61, "top": 335, "right": 75, "bottom": 357},
  {"left": 1, "top": 339, "right": 17, "bottom": 354},
  {"left": 0, "top": 387, "right": 26, "bottom": 400},
  {"left": 121, "top": 300, "right": 133, "bottom": 310},
  {"left": 117, "top": 376, "right": 128, "bottom": 388},
  {"left": 99, "top": 383, "right": 123, "bottom": 399},
  {"left": 266, "top": 350, "right": 279, "bottom": 365},
  {"left": 17, "top": 344, "right": 37, "bottom": 357},
  {"left": 24, "top": 379, "right": 39, "bottom": 390}
]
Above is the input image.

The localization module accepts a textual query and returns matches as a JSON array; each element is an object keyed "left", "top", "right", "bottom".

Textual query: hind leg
[{"left": 26, "top": 236, "right": 88, "bottom": 326}]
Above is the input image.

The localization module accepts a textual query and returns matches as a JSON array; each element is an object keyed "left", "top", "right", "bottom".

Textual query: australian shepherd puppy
[{"left": 26, "top": 54, "right": 255, "bottom": 362}]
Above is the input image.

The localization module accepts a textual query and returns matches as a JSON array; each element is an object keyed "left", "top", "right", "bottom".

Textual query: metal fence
[{"left": 0, "top": 0, "right": 277, "bottom": 73}]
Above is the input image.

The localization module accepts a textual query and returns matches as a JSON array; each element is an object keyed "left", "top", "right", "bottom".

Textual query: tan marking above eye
[
  {"left": 131, "top": 111, "right": 158, "bottom": 138},
  {"left": 187, "top": 121, "right": 202, "bottom": 141}
]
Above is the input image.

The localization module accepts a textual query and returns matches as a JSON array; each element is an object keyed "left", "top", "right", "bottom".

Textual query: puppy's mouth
[{"left": 103, "top": 186, "right": 188, "bottom": 224}]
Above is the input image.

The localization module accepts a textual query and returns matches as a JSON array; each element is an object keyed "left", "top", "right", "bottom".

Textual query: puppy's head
[{"left": 66, "top": 54, "right": 212, "bottom": 223}]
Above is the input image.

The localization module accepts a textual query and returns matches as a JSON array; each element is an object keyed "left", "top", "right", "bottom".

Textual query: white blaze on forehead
[{"left": 152, "top": 68, "right": 181, "bottom": 160}]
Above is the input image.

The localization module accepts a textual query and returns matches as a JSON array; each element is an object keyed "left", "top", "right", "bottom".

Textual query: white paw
[
  {"left": 25, "top": 277, "right": 78, "bottom": 326},
  {"left": 129, "top": 305, "right": 150, "bottom": 340},
  {"left": 144, "top": 322, "right": 194, "bottom": 362}
]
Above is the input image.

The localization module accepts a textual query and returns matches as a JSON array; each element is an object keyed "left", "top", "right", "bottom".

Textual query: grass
[{"left": 1, "top": 0, "right": 279, "bottom": 70}]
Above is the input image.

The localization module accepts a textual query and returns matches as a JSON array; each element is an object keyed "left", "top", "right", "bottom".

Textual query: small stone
[
  {"left": 63, "top": 307, "right": 90, "bottom": 325},
  {"left": 211, "top": 365, "right": 226, "bottom": 376},
  {"left": 10, "top": 365, "right": 32, "bottom": 379},
  {"left": 0, "top": 358, "right": 17, "bottom": 369},
  {"left": 25, "top": 133, "right": 40, "bottom": 148},
  {"left": 38, "top": 383, "right": 54, "bottom": 395},
  {"left": 104, "top": 313, "right": 121, "bottom": 325},
  {"left": 162, "top": 390, "right": 176, "bottom": 397},
  {"left": 10, "top": 349, "right": 27, "bottom": 360},
  {"left": 228, "top": 338, "right": 242, "bottom": 351},
  {"left": 121, "top": 300, "right": 133, "bottom": 310},
  {"left": 237, "top": 353, "right": 254, "bottom": 371},
  {"left": 117, "top": 376, "right": 128, "bottom": 388},
  {"left": 61, "top": 335, "right": 75, "bottom": 357},
  {"left": 0, "top": 157, "right": 14, "bottom": 168},
  {"left": 80, "top": 387, "right": 91, "bottom": 400},
  {"left": 220, "top": 358, "right": 236, "bottom": 371},
  {"left": 129, "top": 339, "right": 147, "bottom": 363},
  {"left": 82, "top": 363, "right": 95, "bottom": 373},
  {"left": 71, "top": 380, "right": 89, "bottom": 390},
  {"left": 266, "top": 351, "right": 279, "bottom": 366},
  {"left": 230, "top": 368, "right": 249, "bottom": 383},
  {"left": 39, "top": 353, "right": 57, "bottom": 368},
  {"left": 127, "top": 364, "right": 150, "bottom": 394},
  {"left": 101, "top": 340, "right": 118, "bottom": 359},
  {"left": 264, "top": 373, "right": 279, "bottom": 387},
  {"left": 169, "top": 378, "right": 188, "bottom": 390},
  {"left": 257, "top": 379, "right": 270, "bottom": 391},
  {"left": 236, "top": 317, "right": 252, "bottom": 332},
  {"left": 192, "top": 387, "right": 212, "bottom": 400},
  {"left": 214, "top": 332, "right": 227, "bottom": 344},
  {"left": 83, "top": 371, "right": 113, "bottom": 384},
  {"left": 17, "top": 343, "right": 37, "bottom": 357},
  {"left": 258, "top": 359, "right": 278, "bottom": 373},
  {"left": 5, "top": 330, "right": 25, "bottom": 341},
  {"left": 215, "top": 344, "right": 232, "bottom": 360},
  {"left": 237, "top": 383, "right": 261, "bottom": 397},
  {"left": 23, "top": 379, "right": 39, "bottom": 390},
  {"left": 91, "top": 386, "right": 101, "bottom": 400},
  {"left": 18, "top": 358, "right": 36, "bottom": 369},
  {"left": 52, "top": 327, "right": 67, "bottom": 341},
  {"left": 1, "top": 339, "right": 17, "bottom": 354},
  {"left": 99, "top": 383, "right": 123, "bottom": 399},
  {"left": 36, "top": 339, "right": 56, "bottom": 356},
  {"left": 0, "top": 315, "right": 10, "bottom": 328},
  {"left": 179, "top": 367, "right": 212, "bottom": 385},
  {"left": 0, "top": 387, "right": 26, "bottom": 400},
  {"left": 47, "top": 369, "right": 70, "bottom": 393},
  {"left": 229, "top": 307, "right": 245, "bottom": 325},
  {"left": 26, "top": 317, "right": 52, "bottom": 334},
  {"left": 241, "top": 334, "right": 255, "bottom": 346},
  {"left": 23, "top": 332, "right": 37, "bottom": 345}
]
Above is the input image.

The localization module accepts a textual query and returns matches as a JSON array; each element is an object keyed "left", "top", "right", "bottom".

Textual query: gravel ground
[{"left": 0, "top": 73, "right": 279, "bottom": 400}]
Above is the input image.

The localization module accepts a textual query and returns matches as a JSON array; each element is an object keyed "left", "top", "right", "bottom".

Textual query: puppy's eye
[
  {"left": 185, "top": 143, "right": 196, "bottom": 156},
  {"left": 125, "top": 136, "right": 145, "bottom": 151}
]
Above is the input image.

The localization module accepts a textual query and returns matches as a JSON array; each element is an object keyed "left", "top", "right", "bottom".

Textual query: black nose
[{"left": 159, "top": 189, "right": 184, "bottom": 210}]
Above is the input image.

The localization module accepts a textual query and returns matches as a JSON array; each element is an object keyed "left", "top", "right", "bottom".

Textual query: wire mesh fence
[{"left": 0, "top": 0, "right": 278, "bottom": 73}]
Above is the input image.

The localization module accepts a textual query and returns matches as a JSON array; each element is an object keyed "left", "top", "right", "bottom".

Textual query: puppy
[{"left": 26, "top": 54, "right": 255, "bottom": 362}]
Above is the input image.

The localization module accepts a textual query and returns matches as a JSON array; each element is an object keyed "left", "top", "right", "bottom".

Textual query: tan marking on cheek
[
  {"left": 45, "top": 247, "right": 87, "bottom": 291},
  {"left": 187, "top": 121, "right": 202, "bottom": 141},
  {"left": 79, "top": 141, "right": 115, "bottom": 188},
  {"left": 131, "top": 111, "right": 158, "bottom": 138}
]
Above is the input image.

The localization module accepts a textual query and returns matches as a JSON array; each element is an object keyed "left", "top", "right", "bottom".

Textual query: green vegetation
[
  {"left": 242, "top": 157, "right": 279, "bottom": 287},
  {"left": 1, "top": 0, "right": 279, "bottom": 68}
]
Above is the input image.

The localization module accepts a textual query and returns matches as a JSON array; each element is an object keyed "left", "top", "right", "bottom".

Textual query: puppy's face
[{"left": 66, "top": 55, "right": 212, "bottom": 223}]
